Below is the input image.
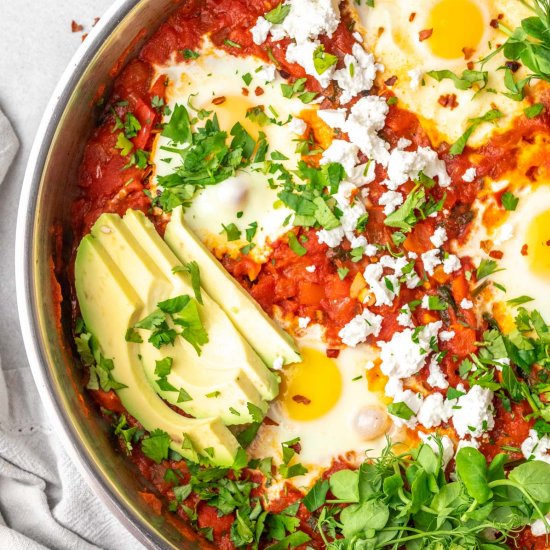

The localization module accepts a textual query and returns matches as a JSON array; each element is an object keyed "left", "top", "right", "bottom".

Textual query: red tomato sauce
[{"left": 70, "top": 0, "right": 550, "bottom": 547}]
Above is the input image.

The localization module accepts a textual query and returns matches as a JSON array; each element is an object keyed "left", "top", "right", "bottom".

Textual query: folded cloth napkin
[{"left": 0, "top": 108, "right": 144, "bottom": 549}]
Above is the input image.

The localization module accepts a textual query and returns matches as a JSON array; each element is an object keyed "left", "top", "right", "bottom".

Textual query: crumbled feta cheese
[
  {"left": 427, "top": 356, "right": 449, "bottom": 389},
  {"left": 272, "top": 356, "right": 284, "bottom": 371},
  {"left": 338, "top": 309, "right": 383, "bottom": 347},
  {"left": 316, "top": 226, "right": 345, "bottom": 247},
  {"left": 353, "top": 31, "right": 363, "bottom": 42},
  {"left": 317, "top": 108, "right": 348, "bottom": 129},
  {"left": 305, "top": 265, "right": 316, "bottom": 273},
  {"left": 250, "top": 16, "right": 272, "bottom": 45},
  {"left": 430, "top": 227, "right": 448, "bottom": 248},
  {"left": 298, "top": 316, "right": 311, "bottom": 329},
  {"left": 348, "top": 160, "right": 377, "bottom": 187},
  {"left": 379, "top": 190, "right": 403, "bottom": 215},
  {"left": 421, "top": 295, "right": 430, "bottom": 310},
  {"left": 386, "top": 145, "right": 451, "bottom": 190},
  {"left": 443, "top": 254, "right": 461, "bottom": 274},
  {"left": 342, "top": 96, "right": 390, "bottom": 164},
  {"left": 439, "top": 330, "right": 455, "bottom": 342},
  {"left": 364, "top": 244, "right": 378, "bottom": 257},
  {"left": 451, "top": 385, "right": 495, "bottom": 439},
  {"left": 421, "top": 249, "right": 442, "bottom": 276},
  {"left": 390, "top": 389, "right": 423, "bottom": 429},
  {"left": 378, "top": 322, "right": 442, "bottom": 379},
  {"left": 462, "top": 167, "right": 477, "bottom": 182},
  {"left": 397, "top": 305, "right": 414, "bottom": 328},
  {"left": 456, "top": 437, "right": 479, "bottom": 455},
  {"left": 460, "top": 298, "right": 473, "bottom": 310},
  {"left": 408, "top": 67, "right": 424, "bottom": 90},
  {"left": 333, "top": 43, "right": 383, "bottom": 104},
  {"left": 255, "top": 64, "right": 277, "bottom": 83},
  {"left": 286, "top": 39, "right": 335, "bottom": 88},
  {"left": 420, "top": 433, "right": 454, "bottom": 468},
  {"left": 522, "top": 429, "right": 550, "bottom": 464},
  {"left": 320, "top": 139, "right": 360, "bottom": 176},
  {"left": 365, "top": 360, "right": 375, "bottom": 370},
  {"left": 418, "top": 392, "right": 452, "bottom": 428},
  {"left": 495, "top": 222, "right": 514, "bottom": 245},
  {"left": 268, "top": 0, "right": 341, "bottom": 44},
  {"left": 349, "top": 235, "right": 368, "bottom": 249},
  {"left": 363, "top": 262, "right": 398, "bottom": 307},
  {"left": 530, "top": 516, "right": 550, "bottom": 537},
  {"left": 288, "top": 116, "right": 307, "bottom": 135}
]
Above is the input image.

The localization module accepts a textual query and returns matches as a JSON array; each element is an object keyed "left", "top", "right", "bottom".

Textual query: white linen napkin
[{"left": 0, "top": 108, "right": 145, "bottom": 549}]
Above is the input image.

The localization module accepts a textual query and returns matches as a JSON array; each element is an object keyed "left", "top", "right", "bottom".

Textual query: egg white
[
  {"left": 151, "top": 46, "right": 309, "bottom": 262},
  {"left": 247, "top": 325, "right": 404, "bottom": 492},
  {"left": 349, "top": 0, "right": 532, "bottom": 146}
]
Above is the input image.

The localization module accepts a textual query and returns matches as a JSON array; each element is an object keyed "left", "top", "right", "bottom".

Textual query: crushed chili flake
[
  {"left": 212, "top": 96, "right": 226, "bottom": 105},
  {"left": 505, "top": 60, "right": 521, "bottom": 73},
  {"left": 526, "top": 165, "right": 538, "bottom": 181},
  {"left": 419, "top": 29, "right": 433, "bottom": 42},
  {"left": 462, "top": 47, "right": 475, "bottom": 60},
  {"left": 385, "top": 75, "right": 398, "bottom": 87},
  {"left": 71, "top": 20, "right": 84, "bottom": 32},
  {"left": 326, "top": 349, "right": 340, "bottom": 358},
  {"left": 409, "top": 12, "right": 416, "bottom": 22},
  {"left": 521, "top": 244, "right": 529, "bottom": 256},
  {"left": 255, "top": 86, "right": 265, "bottom": 96},
  {"left": 292, "top": 395, "right": 312, "bottom": 405},
  {"left": 489, "top": 250, "right": 504, "bottom": 260},
  {"left": 242, "top": 87, "right": 250, "bottom": 96},
  {"left": 438, "top": 94, "right": 459, "bottom": 110}
]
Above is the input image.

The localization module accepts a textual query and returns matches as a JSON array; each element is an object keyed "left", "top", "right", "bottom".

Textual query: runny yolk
[
  {"left": 526, "top": 209, "right": 550, "bottom": 277},
  {"left": 280, "top": 347, "right": 342, "bottom": 421},
  {"left": 427, "top": 0, "right": 485, "bottom": 60}
]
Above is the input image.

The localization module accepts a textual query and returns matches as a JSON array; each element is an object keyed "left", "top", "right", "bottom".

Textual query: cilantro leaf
[
  {"left": 141, "top": 429, "right": 171, "bottom": 463},
  {"left": 450, "top": 109, "right": 504, "bottom": 155}
]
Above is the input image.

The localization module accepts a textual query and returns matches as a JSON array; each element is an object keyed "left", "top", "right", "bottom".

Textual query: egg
[
  {"left": 247, "top": 325, "right": 405, "bottom": 490},
  {"left": 151, "top": 45, "right": 310, "bottom": 262},
  {"left": 350, "top": 0, "right": 532, "bottom": 145},
  {"left": 463, "top": 183, "right": 550, "bottom": 326}
]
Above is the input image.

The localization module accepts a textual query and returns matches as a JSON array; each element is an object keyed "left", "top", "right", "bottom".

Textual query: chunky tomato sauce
[{"left": 70, "top": 1, "right": 550, "bottom": 548}]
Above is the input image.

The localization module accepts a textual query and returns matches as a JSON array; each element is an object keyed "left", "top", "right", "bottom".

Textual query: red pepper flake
[
  {"left": 489, "top": 250, "right": 504, "bottom": 260},
  {"left": 419, "top": 29, "right": 433, "bottom": 42},
  {"left": 546, "top": 240, "right": 550, "bottom": 247},
  {"left": 93, "top": 17, "right": 100, "bottom": 27},
  {"left": 409, "top": 12, "right": 416, "bottom": 22},
  {"left": 385, "top": 75, "right": 398, "bottom": 86},
  {"left": 326, "top": 349, "right": 340, "bottom": 358},
  {"left": 289, "top": 441, "right": 302, "bottom": 454},
  {"left": 264, "top": 416, "right": 279, "bottom": 426},
  {"left": 505, "top": 60, "right": 521, "bottom": 73},
  {"left": 212, "top": 96, "right": 226, "bottom": 105},
  {"left": 490, "top": 18, "right": 500, "bottom": 28},
  {"left": 255, "top": 86, "right": 265, "bottom": 96},
  {"left": 521, "top": 244, "right": 529, "bottom": 256},
  {"left": 467, "top": 61, "right": 474, "bottom": 70},
  {"left": 242, "top": 87, "right": 250, "bottom": 96},
  {"left": 292, "top": 395, "right": 312, "bottom": 405},
  {"left": 526, "top": 165, "right": 538, "bottom": 181},
  {"left": 81, "top": 33, "right": 88, "bottom": 42},
  {"left": 438, "top": 94, "right": 459, "bottom": 110},
  {"left": 71, "top": 20, "right": 84, "bottom": 32},
  {"left": 462, "top": 47, "right": 475, "bottom": 60}
]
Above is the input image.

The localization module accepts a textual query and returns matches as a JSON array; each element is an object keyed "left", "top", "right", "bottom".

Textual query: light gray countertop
[{"left": 0, "top": 0, "right": 112, "bottom": 370}]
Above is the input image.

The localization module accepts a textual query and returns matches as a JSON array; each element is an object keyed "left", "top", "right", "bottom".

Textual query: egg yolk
[
  {"left": 527, "top": 209, "right": 550, "bottom": 277},
  {"left": 427, "top": 0, "right": 485, "bottom": 60},
  {"left": 280, "top": 347, "right": 342, "bottom": 421}
]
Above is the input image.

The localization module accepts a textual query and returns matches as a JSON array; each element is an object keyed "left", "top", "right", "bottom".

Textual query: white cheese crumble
[
  {"left": 317, "top": 108, "right": 347, "bottom": 129},
  {"left": 286, "top": 39, "right": 335, "bottom": 88},
  {"left": 460, "top": 298, "right": 473, "bottom": 310},
  {"left": 272, "top": 356, "right": 284, "bottom": 371},
  {"left": 250, "top": 16, "right": 272, "bottom": 45},
  {"left": 439, "top": 330, "right": 455, "bottom": 342},
  {"left": 530, "top": 516, "right": 550, "bottom": 537},
  {"left": 451, "top": 385, "right": 495, "bottom": 439},
  {"left": 288, "top": 116, "right": 307, "bottom": 135},
  {"left": 378, "top": 321, "right": 442, "bottom": 380},
  {"left": 427, "top": 356, "right": 449, "bottom": 389},
  {"left": 495, "top": 222, "right": 514, "bottom": 245},
  {"left": 408, "top": 68, "right": 424, "bottom": 90},
  {"left": 338, "top": 309, "right": 383, "bottom": 347},
  {"left": 255, "top": 64, "right": 277, "bottom": 83},
  {"left": 421, "top": 249, "right": 442, "bottom": 276},
  {"left": 397, "top": 304, "right": 414, "bottom": 328},
  {"left": 521, "top": 429, "right": 550, "bottom": 464},
  {"left": 417, "top": 392, "right": 452, "bottom": 429},
  {"left": 363, "top": 262, "right": 398, "bottom": 307},
  {"left": 430, "top": 227, "right": 448, "bottom": 248},
  {"left": 305, "top": 265, "right": 316, "bottom": 273},
  {"left": 298, "top": 316, "right": 311, "bottom": 329},
  {"left": 320, "top": 139, "right": 360, "bottom": 177},
  {"left": 333, "top": 43, "right": 383, "bottom": 104},
  {"left": 379, "top": 190, "right": 403, "bottom": 215},
  {"left": 462, "top": 167, "right": 477, "bottom": 182},
  {"left": 316, "top": 226, "right": 345, "bottom": 248},
  {"left": 443, "top": 254, "right": 461, "bottom": 274}
]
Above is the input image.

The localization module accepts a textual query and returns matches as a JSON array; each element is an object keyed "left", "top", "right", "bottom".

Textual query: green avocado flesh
[
  {"left": 74, "top": 209, "right": 295, "bottom": 466},
  {"left": 165, "top": 206, "right": 301, "bottom": 367}
]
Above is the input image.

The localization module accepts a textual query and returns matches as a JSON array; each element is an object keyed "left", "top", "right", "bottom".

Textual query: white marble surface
[{"left": 1, "top": 0, "right": 113, "bottom": 369}]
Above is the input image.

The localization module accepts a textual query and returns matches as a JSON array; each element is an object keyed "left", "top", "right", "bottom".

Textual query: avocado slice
[
  {"left": 89, "top": 212, "right": 274, "bottom": 424},
  {"left": 75, "top": 235, "right": 239, "bottom": 466},
  {"left": 123, "top": 209, "right": 280, "bottom": 401},
  {"left": 164, "top": 206, "right": 301, "bottom": 368}
]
